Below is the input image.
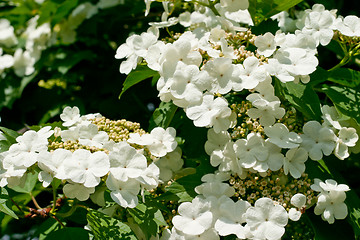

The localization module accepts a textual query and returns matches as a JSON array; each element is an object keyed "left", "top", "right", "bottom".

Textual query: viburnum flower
[
  {"left": 255, "top": 32, "right": 276, "bottom": 57},
  {"left": 236, "top": 56, "right": 268, "bottom": 90},
  {"left": 334, "top": 127, "right": 359, "bottom": 160},
  {"left": 311, "top": 179, "right": 350, "bottom": 224},
  {"left": 200, "top": 57, "right": 238, "bottom": 94},
  {"left": 186, "top": 94, "right": 233, "bottom": 132},
  {"left": 63, "top": 183, "right": 95, "bottom": 201},
  {"left": 300, "top": 4, "right": 336, "bottom": 46},
  {"left": 335, "top": 15, "right": 360, "bottom": 37},
  {"left": 288, "top": 193, "right": 307, "bottom": 221},
  {"left": 264, "top": 123, "right": 302, "bottom": 149},
  {"left": 283, "top": 147, "right": 308, "bottom": 179},
  {"left": 172, "top": 197, "right": 213, "bottom": 236},
  {"left": 214, "top": 198, "right": 250, "bottom": 238},
  {"left": 3, "top": 127, "right": 53, "bottom": 168},
  {"left": 0, "top": 19, "right": 18, "bottom": 47},
  {"left": 37, "top": 149, "right": 71, "bottom": 187},
  {"left": 78, "top": 124, "right": 109, "bottom": 148},
  {"left": 246, "top": 197, "right": 288, "bottom": 240},
  {"left": 63, "top": 149, "right": 110, "bottom": 188},
  {"left": 195, "top": 176, "right": 235, "bottom": 198},
  {"left": 12, "top": 48, "right": 36, "bottom": 77},
  {"left": 266, "top": 58, "right": 295, "bottom": 83},
  {"left": 246, "top": 94, "right": 285, "bottom": 127},
  {"left": 300, "top": 121, "right": 337, "bottom": 160},
  {"left": 0, "top": 48, "right": 14, "bottom": 74},
  {"left": 60, "top": 106, "right": 81, "bottom": 127},
  {"left": 234, "top": 132, "right": 268, "bottom": 169},
  {"left": 106, "top": 173, "right": 140, "bottom": 208},
  {"left": 155, "top": 147, "right": 183, "bottom": 182},
  {"left": 273, "top": 47, "right": 318, "bottom": 76},
  {"left": 108, "top": 141, "right": 147, "bottom": 182},
  {"left": 128, "top": 127, "right": 177, "bottom": 157},
  {"left": 0, "top": 156, "right": 27, "bottom": 188}
]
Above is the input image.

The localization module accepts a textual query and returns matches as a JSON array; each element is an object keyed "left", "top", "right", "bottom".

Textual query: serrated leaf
[
  {"left": 248, "top": 0, "right": 304, "bottom": 25},
  {"left": 148, "top": 101, "right": 178, "bottom": 131},
  {"left": 119, "top": 65, "right": 159, "bottom": 99},
  {"left": 87, "top": 209, "right": 137, "bottom": 240},
  {"left": 44, "top": 227, "right": 90, "bottom": 240},
  {"left": 280, "top": 81, "right": 322, "bottom": 121},
  {"left": 327, "top": 68, "right": 360, "bottom": 88},
  {"left": 322, "top": 84, "right": 360, "bottom": 124},
  {"left": 0, "top": 188, "right": 18, "bottom": 219}
]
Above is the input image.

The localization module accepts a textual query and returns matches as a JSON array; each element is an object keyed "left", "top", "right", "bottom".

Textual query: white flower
[
  {"left": 283, "top": 147, "right": 308, "bottom": 179},
  {"left": 246, "top": 197, "right": 288, "bottom": 240},
  {"left": 138, "top": 162, "right": 160, "bottom": 190},
  {"left": 311, "top": 179, "right": 350, "bottom": 224},
  {"left": 0, "top": 48, "right": 14, "bottom": 74},
  {"left": 0, "top": 19, "right": 18, "bottom": 47},
  {"left": 237, "top": 56, "right": 268, "bottom": 90},
  {"left": 273, "top": 47, "right": 318, "bottom": 76},
  {"left": 264, "top": 123, "right": 302, "bottom": 149},
  {"left": 246, "top": 94, "right": 285, "bottom": 127},
  {"left": 172, "top": 197, "right": 213, "bottom": 235},
  {"left": 3, "top": 127, "right": 53, "bottom": 168},
  {"left": 195, "top": 179, "right": 235, "bottom": 198},
  {"left": 300, "top": 121, "right": 337, "bottom": 160},
  {"left": 334, "top": 127, "right": 359, "bottom": 160},
  {"left": 78, "top": 124, "right": 109, "bottom": 148},
  {"left": 108, "top": 141, "right": 147, "bottom": 182},
  {"left": 63, "top": 149, "right": 110, "bottom": 187},
  {"left": 301, "top": 4, "right": 336, "bottom": 46},
  {"left": 106, "top": 173, "right": 140, "bottom": 208},
  {"left": 335, "top": 15, "right": 360, "bottom": 37},
  {"left": 12, "top": 49, "right": 36, "bottom": 77},
  {"left": 147, "top": 127, "right": 178, "bottom": 157},
  {"left": 155, "top": 147, "right": 183, "bottom": 182},
  {"left": 205, "top": 129, "right": 231, "bottom": 156},
  {"left": 234, "top": 133, "right": 268, "bottom": 169},
  {"left": 63, "top": 183, "right": 95, "bottom": 201},
  {"left": 0, "top": 155, "right": 27, "bottom": 188},
  {"left": 255, "top": 32, "right": 276, "bottom": 57},
  {"left": 37, "top": 149, "right": 72, "bottom": 187},
  {"left": 60, "top": 106, "right": 82, "bottom": 127},
  {"left": 186, "top": 94, "right": 233, "bottom": 132},
  {"left": 201, "top": 57, "right": 237, "bottom": 94},
  {"left": 214, "top": 198, "right": 250, "bottom": 238}
]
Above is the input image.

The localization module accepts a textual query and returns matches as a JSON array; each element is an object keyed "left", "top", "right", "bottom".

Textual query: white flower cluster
[
  {"left": 0, "top": 106, "right": 181, "bottom": 209},
  {"left": 0, "top": 0, "right": 125, "bottom": 78},
  {"left": 116, "top": 1, "right": 360, "bottom": 239}
]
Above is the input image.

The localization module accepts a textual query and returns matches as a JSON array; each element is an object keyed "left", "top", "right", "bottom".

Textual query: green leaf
[
  {"left": 248, "top": 0, "right": 304, "bottom": 25},
  {"left": 35, "top": 218, "right": 60, "bottom": 240},
  {"left": 148, "top": 102, "right": 178, "bottom": 131},
  {"left": 0, "top": 188, "right": 18, "bottom": 219},
  {"left": 87, "top": 209, "right": 137, "bottom": 240},
  {"left": 51, "top": 0, "right": 78, "bottom": 26},
  {"left": 44, "top": 227, "right": 90, "bottom": 240},
  {"left": 9, "top": 171, "right": 39, "bottom": 193},
  {"left": 322, "top": 84, "right": 360, "bottom": 124},
  {"left": 119, "top": 65, "right": 159, "bottom": 99},
  {"left": 279, "top": 81, "right": 322, "bottom": 121},
  {"left": 0, "top": 126, "right": 19, "bottom": 152},
  {"left": 327, "top": 68, "right": 360, "bottom": 88},
  {"left": 127, "top": 203, "right": 166, "bottom": 238}
]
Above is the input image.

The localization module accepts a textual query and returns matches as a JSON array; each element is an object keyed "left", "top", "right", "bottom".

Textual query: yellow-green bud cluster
[
  {"left": 229, "top": 169, "right": 316, "bottom": 210},
  {"left": 91, "top": 117, "right": 146, "bottom": 143},
  {"left": 230, "top": 101, "right": 265, "bottom": 139},
  {"left": 278, "top": 106, "right": 304, "bottom": 133},
  {"left": 48, "top": 140, "right": 107, "bottom": 153}
]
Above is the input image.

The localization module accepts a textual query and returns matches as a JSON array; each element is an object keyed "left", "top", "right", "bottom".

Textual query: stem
[
  {"left": 328, "top": 54, "right": 351, "bottom": 71},
  {"left": 191, "top": 0, "right": 221, "bottom": 16},
  {"left": 10, "top": 198, "right": 24, "bottom": 214},
  {"left": 55, "top": 200, "right": 79, "bottom": 218},
  {"left": 52, "top": 215, "right": 65, "bottom": 228},
  {"left": 31, "top": 194, "right": 41, "bottom": 209},
  {"left": 51, "top": 182, "right": 57, "bottom": 212}
]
